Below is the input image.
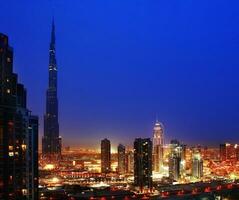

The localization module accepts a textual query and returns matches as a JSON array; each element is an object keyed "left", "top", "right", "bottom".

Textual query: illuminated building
[
  {"left": 126, "top": 150, "right": 134, "bottom": 173},
  {"left": 101, "top": 138, "right": 111, "bottom": 173},
  {"left": 0, "top": 33, "right": 38, "bottom": 199},
  {"left": 152, "top": 120, "right": 164, "bottom": 172},
  {"left": 169, "top": 153, "right": 181, "bottom": 181},
  {"left": 192, "top": 152, "right": 203, "bottom": 179},
  {"left": 134, "top": 138, "right": 152, "bottom": 189},
  {"left": 42, "top": 19, "right": 62, "bottom": 158},
  {"left": 118, "top": 144, "right": 126, "bottom": 174},
  {"left": 168, "top": 140, "right": 186, "bottom": 181}
]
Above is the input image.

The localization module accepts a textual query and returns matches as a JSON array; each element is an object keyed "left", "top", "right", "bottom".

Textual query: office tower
[
  {"left": 126, "top": 150, "right": 134, "bottom": 173},
  {"left": 192, "top": 152, "right": 203, "bottom": 179},
  {"left": 118, "top": 144, "right": 126, "bottom": 174},
  {"left": 0, "top": 33, "right": 38, "bottom": 199},
  {"left": 168, "top": 153, "right": 181, "bottom": 181},
  {"left": 170, "top": 140, "right": 187, "bottom": 176},
  {"left": 101, "top": 138, "right": 111, "bottom": 173},
  {"left": 42, "top": 19, "right": 62, "bottom": 158},
  {"left": 134, "top": 138, "right": 152, "bottom": 189},
  {"left": 168, "top": 140, "right": 187, "bottom": 181},
  {"left": 152, "top": 120, "right": 164, "bottom": 172}
]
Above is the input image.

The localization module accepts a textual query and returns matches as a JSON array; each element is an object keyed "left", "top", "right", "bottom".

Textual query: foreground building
[
  {"left": 134, "top": 138, "right": 152, "bottom": 190},
  {"left": 42, "top": 19, "right": 62, "bottom": 158},
  {"left": 101, "top": 138, "right": 111, "bottom": 173},
  {"left": 0, "top": 33, "right": 38, "bottom": 199}
]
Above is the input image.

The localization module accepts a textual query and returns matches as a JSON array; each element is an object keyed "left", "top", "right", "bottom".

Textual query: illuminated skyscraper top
[
  {"left": 42, "top": 19, "right": 61, "bottom": 157},
  {"left": 153, "top": 120, "right": 164, "bottom": 147}
]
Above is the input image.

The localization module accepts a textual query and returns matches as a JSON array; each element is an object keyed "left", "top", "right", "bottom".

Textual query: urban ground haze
[{"left": 1, "top": 1, "right": 239, "bottom": 148}]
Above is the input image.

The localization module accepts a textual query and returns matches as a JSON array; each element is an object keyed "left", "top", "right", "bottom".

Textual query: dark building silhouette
[
  {"left": 134, "top": 138, "right": 152, "bottom": 190},
  {"left": 118, "top": 144, "right": 126, "bottom": 174},
  {"left": 28, "top": 116, "right": 39, "bottom": 199},
  {"left": 101, "top": 138, "right": 111, "bottom": 173},
  {"left": 0, "top": 33, "right": 38, "bottom": 199},
  {"left": 42, "top": 19, "right": 62, "bottom": 158}
]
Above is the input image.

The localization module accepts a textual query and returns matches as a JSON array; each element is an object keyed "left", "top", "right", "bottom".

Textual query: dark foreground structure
[{"left": 0, "top": 33, "right": 38, "bottom": 199}]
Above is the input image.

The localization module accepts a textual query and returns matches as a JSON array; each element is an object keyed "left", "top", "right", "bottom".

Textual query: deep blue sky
[{"left": 1, "top": 1, "right": 239, "bottom": 149}]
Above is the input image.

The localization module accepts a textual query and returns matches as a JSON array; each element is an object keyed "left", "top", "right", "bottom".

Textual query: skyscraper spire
[
  {"left": 42, "top": 19, "right": 61, "bottom": 159},
  {"left": 51, "top": 17, "right": 55, "bottom": 46}
]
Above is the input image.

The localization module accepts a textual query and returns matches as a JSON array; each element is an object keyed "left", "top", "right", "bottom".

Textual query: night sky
[{"left": 1, "top": 1, "right": 239, "bottom": 149}]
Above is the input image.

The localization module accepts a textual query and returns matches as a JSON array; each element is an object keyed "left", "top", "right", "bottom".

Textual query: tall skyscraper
[
  {"left": 168, "top": 140, "right": 186, "bottom": 181},
  {"left": 0, "top": 33, "right": 38, "bottom": 199},
  {"left": 101, "top": 138, "right": 111, "bottom": 173},
  {"left": 192, "top": 152, "right": 203, "bottom": 179},
  {"left": 152, "top": 120, "right": 164, "bottom": 172},
  {"left": 168, "top": 154, "right": 181, "bottom": 181},
  {"left": 134, "top": 138, "right": 152, "bottom": 190},
  {"left": 118, "top": 144, "right": 126, "bottom": 174},
  {"left": 42, "top": 19, "right": 62, "bottom": 158}
]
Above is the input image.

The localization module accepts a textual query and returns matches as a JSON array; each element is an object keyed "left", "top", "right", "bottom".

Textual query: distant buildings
[
  {"left": 118, "top": 144, "right": 126, "bottom": 174},
  {"left": 220, "top": 143, "right": 239, "bottom": 161},
  {"left": 152, "top": 120, "right": 164, "bottom": 172},
  {"left": 0, "top": 33, "right": 38, "bottom": 199},
  {"left": 134, "top": 138, "right": 152, "bottom": 189},
  {"left": 42, "top": 19, "right": 62, "bottom": 158},
  {"left": 101, "top": 138, "right": 111, "bottom": 173},
  {"left": 192, "top": 152, "right": 203, "bottom": 179}
]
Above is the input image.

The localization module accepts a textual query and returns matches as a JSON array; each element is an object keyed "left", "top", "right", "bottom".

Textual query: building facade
[
  {"left": 101, "top": 138, "right": 111, "bottom": 173},
  {"left": 192, "top": 152, "right": 203, "bottom": 179},
  {"left": 0, "top": 33, "right": 38, "bottom": 199},
  {"left": 134, "top": 138, "right": 152, "bottom": 190},
  {"left": 118, "top": 144, "right": 126, "bottom": 174},
  {"left": 42, "top": 20, "right": 62, "bottom": 158}
]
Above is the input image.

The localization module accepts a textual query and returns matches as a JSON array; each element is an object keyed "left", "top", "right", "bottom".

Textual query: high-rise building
[
  {"left": 101, "top": 138, "right": 111, "bottom": 173},
  {"left": 126, "top": 150, "right": 134, "bottom": 174},
  {"left": 42, "top": 19, "right": 62, "bottom": 158},
  {"left": 118, "top": 144, "right": 126, "bottom": 174},
  {"left": 168, "top": 154, "right": 181, "bottom": 181},
  {"left": 192, "top": 152, "right": 203, "bottom": 179},
  {"left": 134, "top": 138, "right": 152, "bottom": 189},
  {"left": 152, "top": 120, "right": 164, "bottom": 172},
  {"left": 0, "top": 33, "right": 38, "bottom": 199},
  {"left": 168, "top": 140, "right": 187, "bottom": 181}
]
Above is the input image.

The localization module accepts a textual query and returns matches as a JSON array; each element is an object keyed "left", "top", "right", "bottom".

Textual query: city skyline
[{"left": 1, "top": 1, "right": 239, "bottom": 148}]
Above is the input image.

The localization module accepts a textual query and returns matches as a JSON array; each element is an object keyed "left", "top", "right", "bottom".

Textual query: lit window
[
  {"left": 6, "top": 89, "right": 10, "bottom": 94},
  {"left": 8, "top": 146, "right": 13, "bottom": 151},
  {"left": 9, "top": 152, "right": 14, "bottom": 157},
  {"left": 22, "top": 189, "right": 27, "bottom": 195},
  {"left": 21, "top": 144, "right": 27, "bottom": 151}
]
